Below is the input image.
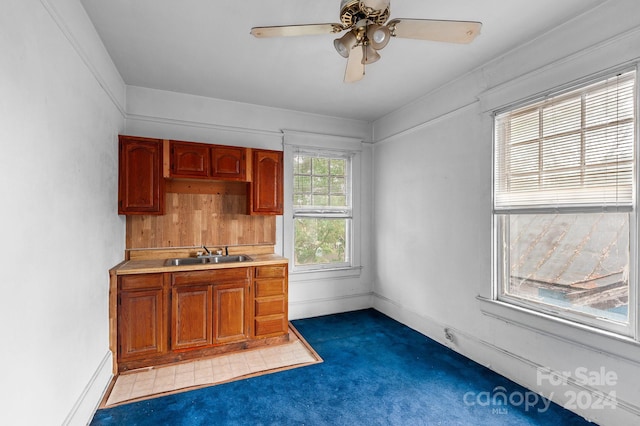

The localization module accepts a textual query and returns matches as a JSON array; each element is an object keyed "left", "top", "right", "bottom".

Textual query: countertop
[{"left": 110, "top": 253, "right": 288, "bottom": 275}]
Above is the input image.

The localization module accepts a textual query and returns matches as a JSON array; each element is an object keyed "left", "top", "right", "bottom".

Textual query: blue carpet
[{"left": 91, "top": 309, "right": 592, "bottom": 425}]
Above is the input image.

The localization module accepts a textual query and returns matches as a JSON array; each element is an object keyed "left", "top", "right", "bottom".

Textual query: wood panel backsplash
[{"left": 126, "top": 182, "right": 275, "bottom": 249}]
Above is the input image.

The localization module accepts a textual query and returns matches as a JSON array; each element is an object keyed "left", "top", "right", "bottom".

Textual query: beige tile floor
[{"left": 104, "top": 333, "right": 320, "bottom": 407}]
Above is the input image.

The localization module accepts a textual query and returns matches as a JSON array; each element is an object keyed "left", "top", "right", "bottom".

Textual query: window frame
[
  {"left": 282, "top": 130, "right": 363, "bottom": 278},
  {"left": 492, "top": 68, "right": 638, "bottom": 337},
  {"left": 292, "top": 149, "right": 354, "bottom": 271}
]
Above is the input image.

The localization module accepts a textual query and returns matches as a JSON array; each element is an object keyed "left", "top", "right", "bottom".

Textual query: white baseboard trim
[
  {"left": 289, "top": 292, "right": 373, "bottom": 320},
  {"left": 373, "top": 293, "right": 640, "bottom": 426},
  {"left": 63, "top": 350, "right": 113, "bottom": 426}
]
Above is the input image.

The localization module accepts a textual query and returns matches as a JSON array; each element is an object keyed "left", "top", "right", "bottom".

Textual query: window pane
[
  {"left": 330, "top": 158, "right": 346, "bottom": 175},
  {"left": 294, "top": 218, "right": 349, "bottom": 266},
  {"left": 312, "top": 195, "right": 328, "bottom": 206},
  {"left": 294, "top": 175, "right": 311, "bottom": 194},
  {"left": 585, "top": 122, "right": 634, "bottom": 165},
  {"left": 509, "top": 110, "right": 539, "bottom": 143},
  {"left": 294, "top": 194, "right": 311, "bottom": 206},
  {"left": 330, "top": 195, "right": 347, "bottom": 207},
  {"left": 294, "top": 156, "right": 311, "bottom": 175},
  {"left": 294, "top": 153, "right": 350, "bottom": 209},
  {"left": 542, "top": 97, "right": 581, "bottom": 137},
  {"left": 585, "top": 77, "right": 635, "bottom": 127},
  {"left": 542, "top": 133, "right": 581, "bottom": 171},
  {"left": 330, "top": 176, "right": 346, "bottom": 195},
  {"left": 312, "top": 157, "right": 329, "bottom": 175},
  {"left": 312, "top": 176, "right": 329, "bottom": 194},
  {"left": 502, "top": 212, "right": 629, "bottom": 323}
]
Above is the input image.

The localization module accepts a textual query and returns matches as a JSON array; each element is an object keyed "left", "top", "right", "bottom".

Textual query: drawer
[
  {"left": 172, "top": 268, "right": 249, "bottom": 286},
  {"left": 119, "top": 273, "right": 164, "bottom": 291},
  {"left": 254, "top": 265, "right": 287, "bottom": 278},
  {"left": 255, "top": 297, "right": 285, "bottom": 317},
  {"left": 254, "top": 315, "right": 287, "bottom": 337},
  {"left": 254, "top": 278, "right": 286, "bottom": 297}
]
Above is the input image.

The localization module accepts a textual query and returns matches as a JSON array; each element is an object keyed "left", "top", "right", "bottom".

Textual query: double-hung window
[
  {"left": 292, "top": 150, "right": 353, "bottom": 270},
  {"left": 493, "top": 70, "right": 636, "bottom": 335}
]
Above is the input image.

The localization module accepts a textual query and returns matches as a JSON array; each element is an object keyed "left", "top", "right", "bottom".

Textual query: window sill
[
  {"left": 477, "top": 296, "right": 640, "bottom": 366},
  {"left": 290, "top": 265, "right": 362, "bottom": 281}
]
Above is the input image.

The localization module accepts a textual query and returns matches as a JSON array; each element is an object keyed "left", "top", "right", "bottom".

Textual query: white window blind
[{"left": 494, "top": 71, "right": 636, "bottom": 213}]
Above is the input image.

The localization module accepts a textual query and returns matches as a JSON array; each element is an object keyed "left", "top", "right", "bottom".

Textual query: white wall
[
  {"left": 372, "top": 1, "right": 640, "bottom": 425},
  {"left": 0, "top": 1, "right": 125, "bottom": 425}
]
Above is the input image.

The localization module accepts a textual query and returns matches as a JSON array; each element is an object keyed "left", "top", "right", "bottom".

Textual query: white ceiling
[{"left": 81, "top": 0, "right": 605, "bottom": 122}]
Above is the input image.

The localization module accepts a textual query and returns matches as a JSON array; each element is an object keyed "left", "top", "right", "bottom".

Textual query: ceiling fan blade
[
  {"left": 344, "top": 45, "right": 365, "bottom": 83},
  {"left": 387, "top": 19, "right": 482, "bottom": 44},
  {"left": 251, "top": 23, "right": 345, "bottom": 38}
]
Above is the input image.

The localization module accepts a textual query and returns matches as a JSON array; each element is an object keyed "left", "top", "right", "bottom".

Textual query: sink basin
[
  {"left": 164, "top": 255, "right": 252, "bottom": 266},
  {"left": 164, "top": 257, "right": 209, "bottom": 266},
  {"left": 207, "top": 255, "right": 252, "bottom": 263}
]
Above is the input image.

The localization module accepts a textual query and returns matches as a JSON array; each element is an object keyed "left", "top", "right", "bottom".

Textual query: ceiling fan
[{"left": 250, "top": 0, "right": 482, "bottom": 83}]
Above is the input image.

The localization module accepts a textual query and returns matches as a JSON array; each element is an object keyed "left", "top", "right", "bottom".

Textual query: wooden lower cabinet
[
  {"left": 118, "top": 274, "right": 167, "bottom": 362},
  {"left": 116, "top": 264, "right": 287, "bottom": 372},
  {"left": 214, "top": 283, "right": 248, "bottom": 343},
  {"left": 171, "top": 284, "right": 213, "bottom": 350},
  {"left": 253, "top": 264, "right": 288, "bottom": 338},
  {"left": 171, "top": 269, "right": 249, "bottom": 351}
]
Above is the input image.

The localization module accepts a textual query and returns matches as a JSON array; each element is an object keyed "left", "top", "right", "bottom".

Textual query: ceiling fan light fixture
[
  {"left": 367, "top": 24, "right": 390, "bottom": 50},
  {"left": 334, "top": 30, "right": 357, "bottom": 58}
]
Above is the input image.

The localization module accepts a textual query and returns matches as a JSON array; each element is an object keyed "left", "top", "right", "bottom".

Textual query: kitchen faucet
[{"left": 201, "top": 245, "right": 228, "bottom": 257}]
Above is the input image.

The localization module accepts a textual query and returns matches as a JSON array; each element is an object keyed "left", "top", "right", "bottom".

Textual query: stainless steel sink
[
  {"left": 164, "top": 255, "right": 252, "bottom": 266},
  {"left": 207, "top": 255, "right": 252, "bottom": 263}
]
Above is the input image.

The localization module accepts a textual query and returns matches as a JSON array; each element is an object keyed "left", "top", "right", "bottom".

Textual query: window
[
  {"left": 493, "top": 70, "right": 636, "bottom": 334},
  {"left": 292, "top": 150, "right": 352, "bottom": 270}
]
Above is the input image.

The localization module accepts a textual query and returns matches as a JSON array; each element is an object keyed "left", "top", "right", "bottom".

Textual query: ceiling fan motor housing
[{"left": 340, "top": 0, "right": 390, "bottom": 27}]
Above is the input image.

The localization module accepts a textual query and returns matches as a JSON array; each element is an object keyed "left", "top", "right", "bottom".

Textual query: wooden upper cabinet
[
  {"left": 210, "top": 146, "right": 246, "bottom": 181},
  {"left": 118, "top": 135, "right": 164, "bottom": 215},
  {"left": 118, "top": 136, "right": 284, "bottom": 216},
  {"left": 170, "top": 141, "right": 210, "bottom": 178},
  {"left": 250, "top": 149, "right": 283, "bottom": 215},
  {"left": 170, "top": 140, "right": 247, "bottom": 181}
]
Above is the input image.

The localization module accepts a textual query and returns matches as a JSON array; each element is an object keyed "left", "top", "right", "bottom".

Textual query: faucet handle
[{"left": 215, "top": 249, "right": 223, "bottom": 256}]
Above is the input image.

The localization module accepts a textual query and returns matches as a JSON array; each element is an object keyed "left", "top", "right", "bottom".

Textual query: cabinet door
[
  {"left": 210, "top": 146, "right": 246, "bottom": 181},
  {"left": 118, "top": 274, "right": 166, "bottom": 360},
  {"left": 171, "top": 284, "right": 213, "bottom": 350},
  {"left": 170, "top": 141, "right": 210, "bottom": 178},
  {"left": 214, "top": 282, "right": 248, "bottom": 343},
  {"left": 250, "top": 149, "right": 283, "bottom": 215},
  {"left": 118, "top": 136, "right": 164, "bottom": 215}
]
